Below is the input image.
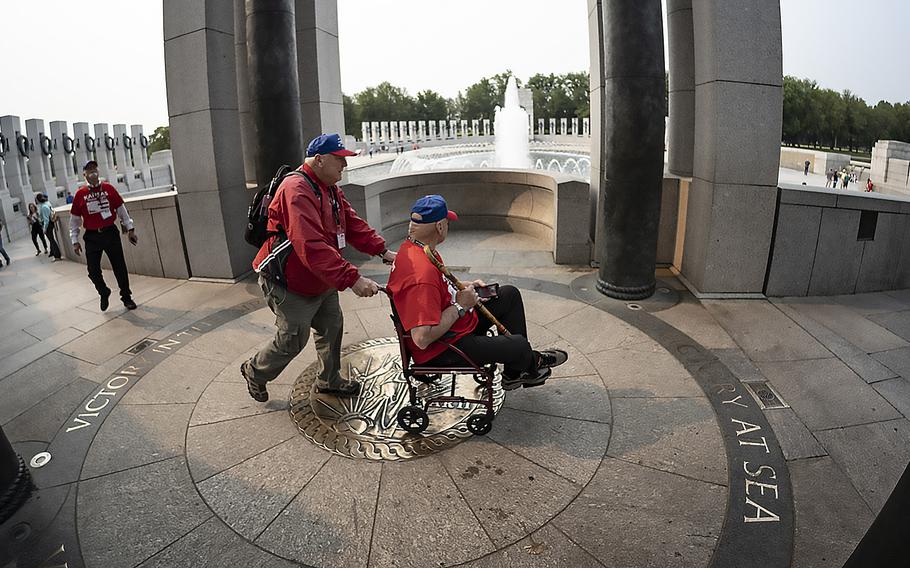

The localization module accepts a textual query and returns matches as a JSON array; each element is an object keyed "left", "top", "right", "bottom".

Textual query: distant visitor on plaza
[{"left": 69, "top": 160, "right": 139, "bottom": 311}]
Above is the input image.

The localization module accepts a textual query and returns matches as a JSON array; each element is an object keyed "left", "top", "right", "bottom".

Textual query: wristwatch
[{"left": 453, "top": 302, "right": 466, "bottom": 318}]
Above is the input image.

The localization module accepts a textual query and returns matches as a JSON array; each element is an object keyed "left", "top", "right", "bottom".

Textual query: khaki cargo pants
[{"left": 248, "top": 276, "right": 343, "bottom": 386}]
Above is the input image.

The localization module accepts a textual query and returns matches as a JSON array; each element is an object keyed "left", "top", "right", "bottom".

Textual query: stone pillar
[
  {"left": 296, "top": 0, "right": 345, "bottom": 144},
  {"left": 248, "top": 0, "right": 304, "bottom": 185},
  {"left": 559, "top": 118, "right": 568, "bottom": 136},
  {"left": 113, "top": 124, "right": 138, "bottom": 191},
  {"left": 571, "top": 117, "right": 579, "bottom": 136},
  {"left": 131, "top": 124, "right": 153, "bottom": 186},
  {"left": 370, "top": 121, "right": 379, "bottom": 144},
  {"left": 380, "top": 121, "right": 389, "bottom": 144},
  {"left": 548, "top": 118, "right": 556, "bottom": 136},
  {"left": 73, "top": 122, "right": 94, "bottom": 173},
  {"left": 25, "top": 119, "right": 56, "bottom": 198},
  {"left": 93, "top": 123, "right": 121, "bottom": 191},
  {"left": 667, "top": 0, "right": 695, "bottom": 177},
  {"left": 460, "top": 120, "right": 467, "bottom": 139},
  {"left": 165, "top": 0, "right": 251, "bottom": 278},
  {"left": 449, "top": 119, "right": 457, "bottom": 138},
  {"left": 591, "top": 1, "right": 666, "bottom": 300},
  {"left": 583, "top": 117, "right": 590, "bottom": 136},
  {"left": 473, "top": 119, "right": 480, "bottom": 137},
  {"left": 483, "top": 119, "right": 490, "bottom": 136},
  {"left": 537, "top": 118, "right": 544, "bottom": 136},
  {"left": 234, "top": 0, "right": 257, "bottom": 185},
  {"left": 429, "top": 120, "right": 436, "bottom": 140},
  {"left": 361, "top": 122, "right": 369, "bottom": 143},
  {"left": 0, "top": 116, "right": 33, "bottom": 206},
  {"left": 49, "top": 121, "right": 78, "bottom": 194},
  {"left": 0, "top": 134, "right": 21, "bottom": 239},
  {"left": 406, "top": 121, "right": 414, "bottom": 141},
  {"left": 0, "top": 426, "right": 33, "bottom": 526},
  {"left": 418, "top": 121, "right": 426, "bottom": 140},
  {"left": 680, "top": 0, "right": 783, "bottom": 294}
]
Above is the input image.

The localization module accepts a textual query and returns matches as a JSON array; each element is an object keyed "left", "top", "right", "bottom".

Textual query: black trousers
[
  {"left": 31, "top": 222, "right": 48, "bottom": 252},
  {"left": 45, "top": 224, "right": 61, "bottom": 259},
  {"left": 426, "top": 284, "right": 535, "bottom": 377},
  {"left": 83, "top": 226, "right": 132, "bottom": 300}
]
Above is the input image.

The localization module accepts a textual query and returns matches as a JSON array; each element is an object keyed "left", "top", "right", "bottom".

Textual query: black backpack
[
  {"left": 247, "top": 166, "right": 323, "bottom": 288},
  {"left": 245, "top": 165, "right": 312, "bottom": 248}
]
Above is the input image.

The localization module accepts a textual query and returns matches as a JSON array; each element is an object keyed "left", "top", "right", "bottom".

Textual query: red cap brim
[
  {"left": 330, "top": 149, "right": 358, "bottom": 157},
  {"left": 447, "top": 210, "right": 459, "bottom": 221}
]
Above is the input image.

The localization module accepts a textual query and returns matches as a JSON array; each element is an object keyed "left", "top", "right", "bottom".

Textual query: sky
[{"left": 0, "top": 0, "right": 907, "bottom": 133}]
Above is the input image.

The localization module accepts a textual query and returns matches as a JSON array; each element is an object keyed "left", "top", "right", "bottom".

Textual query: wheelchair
[{"left": 381, "top": 289, "right": 496, "bottom": 436}]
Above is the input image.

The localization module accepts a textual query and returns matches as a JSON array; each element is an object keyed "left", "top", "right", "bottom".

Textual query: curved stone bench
[{"left": 346, "top": 169, "right": 593, "bottom": 265}]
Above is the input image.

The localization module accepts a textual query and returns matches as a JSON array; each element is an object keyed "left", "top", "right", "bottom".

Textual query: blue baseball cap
[
  {"left": 306, "top": 133, "right": 358, "bottom": 157},
  {"left": 410, "top": 195, "right": 459, "bottom": 224}
]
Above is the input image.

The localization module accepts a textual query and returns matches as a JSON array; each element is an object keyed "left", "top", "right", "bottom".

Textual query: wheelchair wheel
[
  {"left": 397, "top": 405, "right": 429, "bottom": 434},
  {"left": 467, "top": 413, "right": 493, "bottom": 436},
  {"left": 472, "top": 373, "right": 488, "bottom": 385}
]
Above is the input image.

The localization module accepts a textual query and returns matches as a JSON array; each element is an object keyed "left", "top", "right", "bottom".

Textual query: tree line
[
  {"left": 343, "top": 70, "right": 591, "bottom": 136},
  {"left": 783, "top": 76, "right": 910, "bottom": 152},
  {"left": 148, "top": 73, "right": 910, "bottom": 152}
]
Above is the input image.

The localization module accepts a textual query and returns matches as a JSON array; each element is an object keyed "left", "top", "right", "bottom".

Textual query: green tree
[
  {"left": 147, "top": 126, "right": 169, "bottom": 153},
  {"left": 355, "top": 82, "right": 416, "bottom": 123},
  {"left": 564, "top": 72, "right": 590, "bottom": 118},
  {"left": 343, "top": 93, "right": 359, "bottom": 136},
  {"left": 414, "top": 90, "right": 451, "bottom": 122},
  {"left": 457, "top": 70, "right": 519, "bottom": 120}
]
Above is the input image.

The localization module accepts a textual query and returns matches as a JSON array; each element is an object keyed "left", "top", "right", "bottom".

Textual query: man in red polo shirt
[
  {"left": 241, "top": 134, "right": 396, "bottom": 402},
  {"left": 70, "top": 160, "right": 138, "bottom": 311},
  {"left": 387, "top": 195, "right": 567, "bottom": 389}
]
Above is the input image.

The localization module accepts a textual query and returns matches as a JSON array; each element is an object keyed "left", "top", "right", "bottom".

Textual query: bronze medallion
[{"left": 289, "top": 337, "right": 505, "bottom": 461}]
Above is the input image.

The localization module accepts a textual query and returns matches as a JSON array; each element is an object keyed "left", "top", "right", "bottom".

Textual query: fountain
[
  {"left": 492, "top": 76, "right": 531, "bottom": 169},
  {"left": 359, "top": 76, "right": 591, "bottom": 185}
]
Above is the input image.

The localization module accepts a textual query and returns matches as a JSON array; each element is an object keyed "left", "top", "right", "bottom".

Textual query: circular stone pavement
[{"left": 4, "top": 271, "right": 793, "bottom": 568}]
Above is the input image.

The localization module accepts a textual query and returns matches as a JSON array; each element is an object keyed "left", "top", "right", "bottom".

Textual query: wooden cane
[{"left": 423, "top": 245, "right": 511, "bottom": 336}]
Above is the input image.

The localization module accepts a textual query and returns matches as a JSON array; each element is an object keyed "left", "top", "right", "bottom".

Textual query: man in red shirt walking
[
  {"left": 242, "top": 134, "right": 395, "bottom": 402},
  {"left": 70, "top": 161, "right": 138, "bottom": 311},
  {"left": 387, "top": 195, "right": 567, "bottom": 389}
]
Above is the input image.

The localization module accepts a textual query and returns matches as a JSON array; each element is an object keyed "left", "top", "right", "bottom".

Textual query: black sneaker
[
  {"left": 315, "top": 378, "right": 361, "bottom": 397},
  {"left": 241, "top": 360, "right": 269, "bottom": 402},
  {"left": 537, "top": 349, "right": 568, "bottom": 369},
  {"left": 123, "top": 298, "right": 137, "bottom": 310},
  {"left": 100, "top": 290, "right": 111, "bottom": 312},
  {"left": 501, "top": 366, "right": 552, "bottom": 391}
]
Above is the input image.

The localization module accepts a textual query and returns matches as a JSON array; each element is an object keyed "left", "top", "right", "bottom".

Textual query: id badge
[
  {"left": 101, "top": 209, "right": 112, "bottom": 219},
  {"left": 336, "top": 232, "right": 346, "bottom": 249}
]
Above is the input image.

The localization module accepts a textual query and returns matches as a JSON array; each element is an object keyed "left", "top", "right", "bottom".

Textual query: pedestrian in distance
[
  {"left": 0, "top": 219, "right": 10, "bottom": 268},
  {"left": 26, "top": 202, "right": 48, "bottom": 256},
  {"left": 804, "top": 160, "right": 810, "bottom": 175},
  {"left": 69, "top": 160, "right": 139, "bottom": 311},
  {"left": 241, "top": 133, "right": 397, "bottom": 402},
  {"left": 37, "top": 194, "right": 62, "bottom": 261}
]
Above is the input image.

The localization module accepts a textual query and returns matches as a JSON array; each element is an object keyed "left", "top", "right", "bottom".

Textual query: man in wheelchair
[{"left": 386, "top": 195, "right": 568, "bottom": 390}]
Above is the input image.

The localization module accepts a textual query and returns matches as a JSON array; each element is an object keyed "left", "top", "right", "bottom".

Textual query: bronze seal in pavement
[{"left": 289, "top": 337, "right": 504, "bottom": 461}]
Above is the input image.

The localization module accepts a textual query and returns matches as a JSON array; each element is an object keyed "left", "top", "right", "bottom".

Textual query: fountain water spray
[{"left": 492, "top": 76, "right": 531, "bottom": 169}]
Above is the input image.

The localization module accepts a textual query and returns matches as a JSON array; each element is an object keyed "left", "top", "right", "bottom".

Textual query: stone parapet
[{"left": 766, "top": 184, "right": 910, "bottom": 296}]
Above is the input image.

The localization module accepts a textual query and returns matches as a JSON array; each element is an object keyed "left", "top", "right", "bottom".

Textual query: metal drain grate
[
  {"left": 743, "top": 380, "right": 789, "bottom": 410},
  {"left": 125, "top": 338, "right": 156, "bottom": 355}
]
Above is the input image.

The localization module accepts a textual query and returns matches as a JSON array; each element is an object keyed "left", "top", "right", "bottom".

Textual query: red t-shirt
[
  {"left": 386, "top": 239, "right": 478, "bottom": 364},
  {"left": 71, "top": 183, "right": 124, "bottom": 230}
]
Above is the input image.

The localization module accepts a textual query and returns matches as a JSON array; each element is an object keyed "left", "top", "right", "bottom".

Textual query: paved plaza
[{"left": 1, "top": 230, "right": 909, "bottom": 567}]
